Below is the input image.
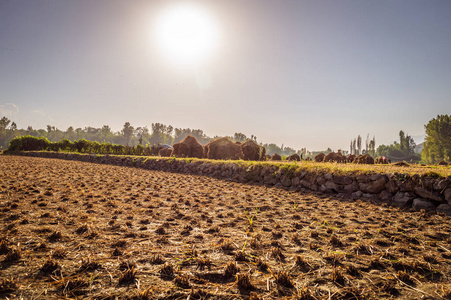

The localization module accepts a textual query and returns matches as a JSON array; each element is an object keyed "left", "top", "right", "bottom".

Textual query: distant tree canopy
[
  {"left": 350, "top": 134, "right": 375, "bottom": 157},
  {"left": 0, "top": 116, "right": 18, "bottom": 149},
  {"left": 261, "top": 143, "right": 297, "bottom": 156},
  {"left": 376, "top": 130, "right": 420, "bottom": 162},
  {"left": 0, "top": 117, "right": 306, "bottom": 157},
  {"left": 422, "top": 115, "right": 451, "bottom": 164}
]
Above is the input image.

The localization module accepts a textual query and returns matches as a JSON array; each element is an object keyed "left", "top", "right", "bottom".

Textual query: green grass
[{"left": 5, "top": 150, "right": 451, "bottom": 178}]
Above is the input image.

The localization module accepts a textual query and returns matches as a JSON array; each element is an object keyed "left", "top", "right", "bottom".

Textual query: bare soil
[{"left": 1, "top": 155, "right": 451, "bottom": 299}]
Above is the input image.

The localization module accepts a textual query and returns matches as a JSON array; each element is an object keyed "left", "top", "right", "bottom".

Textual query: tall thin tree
[{"left": 357, "top": 135, "right": 362, "bottom": 156}]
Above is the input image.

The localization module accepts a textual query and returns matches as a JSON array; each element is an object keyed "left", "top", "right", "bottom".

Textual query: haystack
[
  {"left": 393, "top": 161, "right": 410, "bottom": 167},
  {"left": 314, "top": 153, "right": 325, "bottom": 162},
  {"left": 323, "top": 152, "right": 344, "bottom": 163},
  {"left": 346, "top": 154, "right": 356, "bottom": 163},
  {"left": 353, "top": 154, "right": 374, "bottom": 164},
  {"left": 171, "top": 135, "right": 203, "bottom": 158},
  {"left": 159, "top": 147, "right": 172, "bottom": 157},
  {"left": 241, "top": 140, "right": 266, "bottom": 161},
  {"left": 287, "top": 153, "right": 301, "bottom": 161},
  {"left": 271, "top": 153, "right": 282, "bottom": 161},
  {"left": 375, "top": 157, "right": 389, "bottom": 164},
  {"left": 203, "top": 137, "right": 242, "bottom": 160}
]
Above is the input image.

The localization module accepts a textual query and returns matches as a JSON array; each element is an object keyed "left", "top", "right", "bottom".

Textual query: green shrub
[
  {"left": 7, "top": 136, "right": 164, "bottom": 157},
  {"left": 8, "top": 136, "right": 50, "bottom": 151},
  {"left": 74, "top": 139, "right": 90, "bottom": 153}
]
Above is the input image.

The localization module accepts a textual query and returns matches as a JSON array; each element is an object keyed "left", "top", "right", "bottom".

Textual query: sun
[{"left": 154, "top": 3, "right": 219, "bottom": 67}]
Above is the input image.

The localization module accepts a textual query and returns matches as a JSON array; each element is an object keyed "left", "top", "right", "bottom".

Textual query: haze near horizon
[{"left": 1, "top": 0, "right": 450, "bottom": 151}]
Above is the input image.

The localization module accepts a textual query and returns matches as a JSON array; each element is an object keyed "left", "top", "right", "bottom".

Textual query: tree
[
  {"left": 357, "top": 135, "right": 362, "bottom": 155},
  {"left": 422, "top": 115, "right": 451, "bottom": 163},
  {"left": 398, "top": 130, "right": 415, "bottom": 154},
  {"left": 376, "top": 129, "right": 419, "bottom": 162},
  {"left": 150, "top": 123, "right": 173, "bottom": 145},
  {"left": 233, "top": 132, "right": 247, "bottom": 143},
  {"left": 0, "top": 117, "right": 11, "bottom": 133},
  {"left": 122, "top": 122, "right": 134, "bottom": 146},
  {"left": 263, "top": 143, "right": 283, "bottom": 156},
  {"left": 365, "top": 134, "right": 370, "bottom": 154},
  {"left": 369, "top": 136, "right": 376, "bottom": 157},
  {"left": 135, "top": 126, "right": 149, "bottom": 145},
  {"left": 66, "top": 126, "right": 76, "bottom": 141},
  {"left": 0, "top": 117, "right": 11, "bottom": 148}
]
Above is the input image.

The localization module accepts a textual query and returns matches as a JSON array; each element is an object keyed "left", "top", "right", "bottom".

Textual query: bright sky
[{"left": 1, "top": 0, "right": 450, "bottom": 151}]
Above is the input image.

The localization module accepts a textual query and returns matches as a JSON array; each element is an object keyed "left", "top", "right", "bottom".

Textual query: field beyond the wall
[{"left": 1, "top": 155, "right": 451, "bottom": 299}]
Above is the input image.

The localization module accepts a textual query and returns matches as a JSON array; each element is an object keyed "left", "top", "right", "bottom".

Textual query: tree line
[
  {"left": 0, "top": 118, "right": 300, "bottom": 156},
  {"left": 2, "top": 114, "right": 450, "bottom": 163}
]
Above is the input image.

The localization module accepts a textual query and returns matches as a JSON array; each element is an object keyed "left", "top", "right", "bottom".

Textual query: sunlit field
[
  {"left": 1, "top": 155, "right": 450, "bottom": 299},
  {"left": 1, "top": 1, "right": 451, "bottom": 298}
]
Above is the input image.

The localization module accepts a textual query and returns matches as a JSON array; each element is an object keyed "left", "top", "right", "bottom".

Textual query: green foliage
[
  {"left": 376, "top": 130, "right": 419, "bottom": 162},
  {"left": 262, "top": 143, "right": 297, "bottom": 156},
  {"left": 122, "top": 122, "right": 134, "bottom": 146},
  {"left": 173, "top": 128, "right": 210, "bottom": 144},
  {"left": 0, "top": 116, "right": 19, "bottom": 149},
  {"left": 422, "top": 115, "right": 451, "bottom": 164},
  {"left": 6, "top": 136, "right": 165, "bottom": 156},
  {"left": 8, "top": 136, "right": 50, "bottom": 151}
]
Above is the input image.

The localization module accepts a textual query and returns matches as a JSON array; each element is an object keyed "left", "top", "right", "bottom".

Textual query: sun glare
[{"left": 154, "top": 3, "right": 219, "bottom": 67}]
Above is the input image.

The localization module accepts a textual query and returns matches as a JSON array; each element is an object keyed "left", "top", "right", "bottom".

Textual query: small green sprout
[{"left": 245, "top": 208, "right": 259, "bottom": 227}]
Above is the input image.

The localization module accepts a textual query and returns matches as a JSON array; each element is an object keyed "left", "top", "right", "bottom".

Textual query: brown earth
[{"left": 1, "top": 155, "right": 451, "bottom": 299}]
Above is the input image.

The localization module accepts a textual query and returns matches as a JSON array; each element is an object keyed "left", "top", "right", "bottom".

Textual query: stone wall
[{"left": 11, "top": 151, "right": 451, "bottom": 216}]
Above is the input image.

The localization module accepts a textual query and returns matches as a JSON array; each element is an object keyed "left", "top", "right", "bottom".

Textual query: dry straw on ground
[{"left": 0, "top": 155, "right": 450, "bottom": 299}]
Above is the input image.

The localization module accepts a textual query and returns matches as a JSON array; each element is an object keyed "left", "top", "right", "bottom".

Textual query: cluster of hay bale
[
  {"left": 314, "top": 152, "right": 375, "bottom": 164},
  {"left": 159, "top": 136, "right": 402, "bottom": 166},
  {"left": 164, "top": 136, "right": 267, "bottom": 161}
]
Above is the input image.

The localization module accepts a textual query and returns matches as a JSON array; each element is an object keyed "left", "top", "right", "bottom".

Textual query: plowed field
[{"left": 1, "top": 155, "right": 451, "bottom": 299}]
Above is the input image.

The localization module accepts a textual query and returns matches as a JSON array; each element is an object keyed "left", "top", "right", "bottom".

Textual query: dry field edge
[
  {"left": 1, "top": 155, "right": 451, "bottom": 299},
  {"left": 5, "top": 151, "right": 451, "bottom": 216}
]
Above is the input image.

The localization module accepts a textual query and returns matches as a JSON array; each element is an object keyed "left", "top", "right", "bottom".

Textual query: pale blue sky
[{"left": 1, "top": 0, "right": 450, "bottom": 150}]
